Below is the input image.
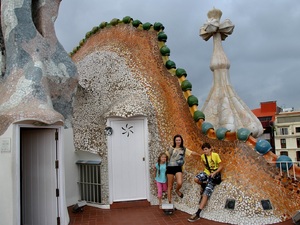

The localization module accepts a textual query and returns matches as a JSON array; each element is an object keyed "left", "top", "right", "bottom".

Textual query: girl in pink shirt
[{"left": 154, "top": 152, "right": 168, "bottom": 208}]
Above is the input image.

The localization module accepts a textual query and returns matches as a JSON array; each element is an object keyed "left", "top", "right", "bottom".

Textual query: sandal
[{"left": 176, "top": 191, "right": 184, "bottom": 198}]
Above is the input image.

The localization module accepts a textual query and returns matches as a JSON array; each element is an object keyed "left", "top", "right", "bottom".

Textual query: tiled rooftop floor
[{"left": 68, "top": 204, "right": 294, "bottom": 225}]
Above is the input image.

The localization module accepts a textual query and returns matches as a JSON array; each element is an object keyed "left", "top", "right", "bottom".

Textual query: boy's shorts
[{"left": 195, "top": 172, "right": 215, "bottom": 197}]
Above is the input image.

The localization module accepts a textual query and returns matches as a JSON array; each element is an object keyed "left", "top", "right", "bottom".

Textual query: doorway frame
[
  {"left": 107, "top": 117, "right": 150, "bottom": 204},
  {"left": 14, "top": 124, "right": 66, "bottom": 225}
]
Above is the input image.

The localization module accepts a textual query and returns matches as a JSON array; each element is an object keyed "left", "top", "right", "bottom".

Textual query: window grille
[{"left": 76, "top": 160, "right": 102, "bottom": 204}]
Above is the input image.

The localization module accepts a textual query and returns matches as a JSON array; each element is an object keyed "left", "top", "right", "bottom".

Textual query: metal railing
[{"left": 268, "top": 160, "right": 299, "bottom": 180}]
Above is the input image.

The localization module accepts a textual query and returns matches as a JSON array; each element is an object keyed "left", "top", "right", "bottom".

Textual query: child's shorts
[
  {"left": 195, "top": 171, "right": 208, "bottom": 182},
  {"left": 195, "top": 172, "right": 215, "bottom": 197}
]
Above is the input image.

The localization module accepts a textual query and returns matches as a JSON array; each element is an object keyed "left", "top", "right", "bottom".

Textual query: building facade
[{"left": 274, "top": 111, "right": 300, "bottom": 162}]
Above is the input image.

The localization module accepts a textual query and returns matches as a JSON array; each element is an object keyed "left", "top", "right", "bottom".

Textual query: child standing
[{"left": 154, "top": 152, "right": 168, "bottom": 208}]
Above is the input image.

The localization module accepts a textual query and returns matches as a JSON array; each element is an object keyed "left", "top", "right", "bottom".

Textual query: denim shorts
[{"left": 195, "top": 172, "right": 215, "bottom": 197}]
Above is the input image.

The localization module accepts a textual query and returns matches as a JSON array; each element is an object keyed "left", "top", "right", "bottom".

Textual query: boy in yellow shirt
[{"left": 188, "top": 142, "right": 223, "bottom": 222}]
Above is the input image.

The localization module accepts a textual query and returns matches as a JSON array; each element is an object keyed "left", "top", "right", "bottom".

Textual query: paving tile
[{"left": 68, "top": 205, "right": 294, "bottom": 225}]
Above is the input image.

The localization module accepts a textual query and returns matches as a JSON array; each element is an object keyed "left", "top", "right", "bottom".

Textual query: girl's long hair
[
  {"left": 157, "top": 152, "right": 168, "bottom": 176},
  {"left": 172, "top": 134, "right": 184, "bottom": 148}
]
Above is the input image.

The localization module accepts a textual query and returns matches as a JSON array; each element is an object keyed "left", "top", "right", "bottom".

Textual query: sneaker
[{"left": 188, "top": 214, "right": 200, "bottom": 222}]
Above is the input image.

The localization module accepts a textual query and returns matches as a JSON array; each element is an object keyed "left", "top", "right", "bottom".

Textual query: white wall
[
  {"left": 0, "top": 126, "right": 101, "bottom": 225},
  {"left": 63, "top": 128, "right": 102, "bottom": 206},
  {"left": 0, "top": 125, "right": 16, "bottom": 225}
]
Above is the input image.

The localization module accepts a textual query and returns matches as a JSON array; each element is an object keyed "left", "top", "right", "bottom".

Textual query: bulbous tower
[{"left": 200, "top": 8, "right": 263, "bottom": 137}]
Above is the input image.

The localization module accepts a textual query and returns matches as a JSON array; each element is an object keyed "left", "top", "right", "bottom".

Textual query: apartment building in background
[{"left": 274, "top": 110, "right": 300, "bottom": 162}]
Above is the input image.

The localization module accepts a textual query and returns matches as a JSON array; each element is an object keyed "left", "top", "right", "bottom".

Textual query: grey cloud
[{"left": 55, "top": 0, "right": 300, "bottom": 110}]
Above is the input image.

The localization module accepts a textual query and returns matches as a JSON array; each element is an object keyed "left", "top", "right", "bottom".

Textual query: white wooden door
[
  {"left": 21, "top": 128, "right": 57, "bottom": 225},
  {"left": 110, "top": 118, "right": 147, "bottom": 202}
]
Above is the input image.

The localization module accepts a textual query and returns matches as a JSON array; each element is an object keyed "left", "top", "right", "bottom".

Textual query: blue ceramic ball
[
  {"left": 255, "top": 139, "right": 272, "bottom": 155},
  {"left": 236, "top": 128, "right": 251, "bottom": 142},
  {"left": 201, "top": 122, "right": 214, "bottom": 135},
  {"left": 276, "top": 155, "right": 293, "bottom": 172}
]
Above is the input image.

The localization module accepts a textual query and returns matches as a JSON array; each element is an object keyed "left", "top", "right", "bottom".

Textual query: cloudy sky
[{"left": 55, "top": 0, "right": 300, "bottom": 111}]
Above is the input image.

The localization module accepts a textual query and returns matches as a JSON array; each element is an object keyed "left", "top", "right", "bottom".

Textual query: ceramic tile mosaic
[{"left": 71, "top": 23, "right": 300, "bottom": 224}]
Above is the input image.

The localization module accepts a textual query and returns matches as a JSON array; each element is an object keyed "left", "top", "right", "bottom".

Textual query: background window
[
  {"left": 297, "top": 138, "right": 300, "bottom": 148},
  {"left": 280, "top": 139, "right": 286, "bottom": 148},
  {"left": 280, "top": 151, "right": 288, "bottom": 156},
  {"left": 296, "top": 127, "right": 300, "bottom": 133},
  {"left": 279, "top": 127, "right": 288, "bottom": 135}
]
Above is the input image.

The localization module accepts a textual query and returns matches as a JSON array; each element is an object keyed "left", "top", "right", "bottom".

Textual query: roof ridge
[{"left": 69, "top": 16, "right": 205, "bottom": 126}]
